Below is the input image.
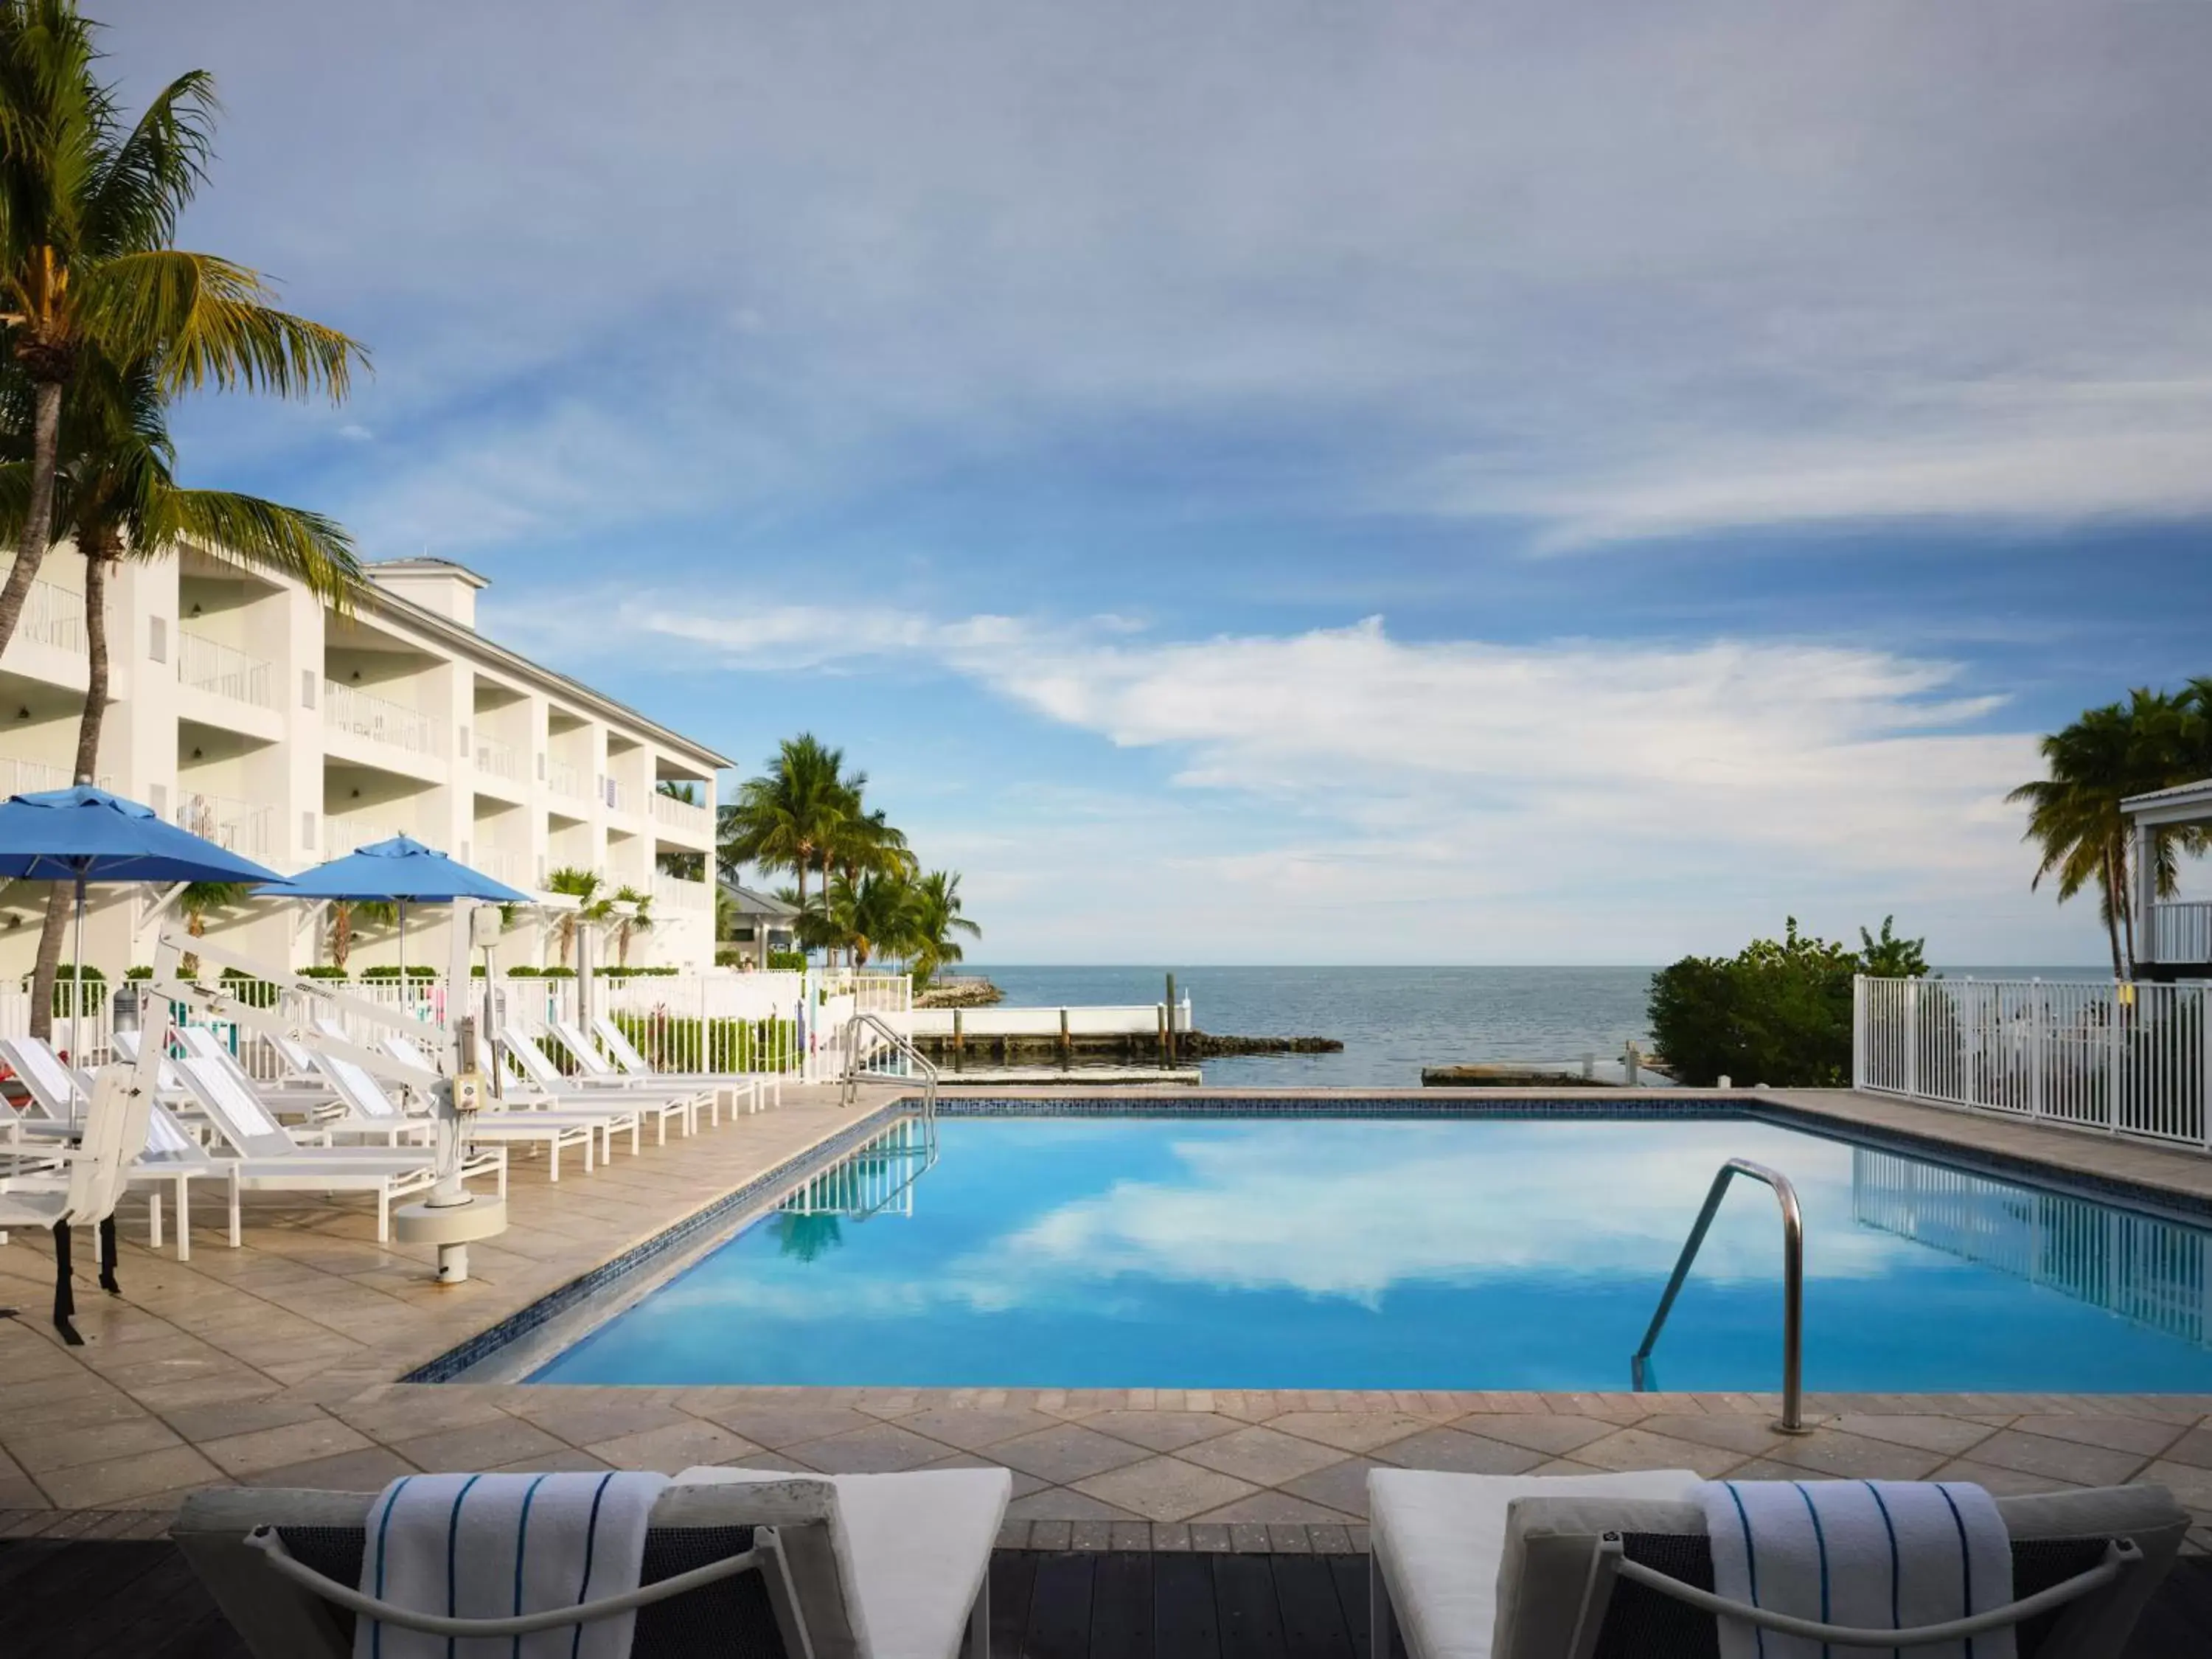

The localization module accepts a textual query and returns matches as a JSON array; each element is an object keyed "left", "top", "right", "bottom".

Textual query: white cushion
[
  {"left": 1367, "top": 1467, "right": 1702, "bottom": 1659},
  {"left": 675, "top": 1464, "right": 1011, "bottom": 1659}
]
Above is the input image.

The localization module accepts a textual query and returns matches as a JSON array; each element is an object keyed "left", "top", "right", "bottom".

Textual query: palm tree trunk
[
  {"left": 2103, "top": 846, "right": 2126, "bottom": 981},
  {"left": 2116, "top": 837, "right": 2138, "bottom": 978},
  {"left": 331, "top": 903, "right": 352, "bottom": 972},
  {"left": 27, "top": 550, "right": 110, "bottom": 1043},
  {"left": 0, "top": 379, "right": 65, "bottom": 658}
]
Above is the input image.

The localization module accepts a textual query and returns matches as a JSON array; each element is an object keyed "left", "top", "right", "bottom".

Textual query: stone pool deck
[{"left": 2, "top": 1083, "right": 2210, "bottom": 1554}]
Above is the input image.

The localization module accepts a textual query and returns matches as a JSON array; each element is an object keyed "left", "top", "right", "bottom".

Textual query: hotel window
[
  {"left": 302, "top": 669, "right": 316, "bottom": 709},
  {"left": 149, "top": 616, "right": 166, "bottom": 664},
  {"left": 149, "top": 783, "right": 166, "bottom": 816},
  {"left": 302, "top": 810, "right": 316, "bottom": 852}
]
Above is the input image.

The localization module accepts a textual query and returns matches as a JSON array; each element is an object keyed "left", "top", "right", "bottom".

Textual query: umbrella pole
[{"left": 71, "top": 876, "right": 86, "bottom": 1120}]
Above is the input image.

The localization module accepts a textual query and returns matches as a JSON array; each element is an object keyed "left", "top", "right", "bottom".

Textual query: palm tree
[
  {"left": 0, "top": 4, "right": 363, "bottom": 658},
  {"left": 611, "top": 884, "right": 653, "bottom": 967},
  {"left": 908, "top": 870, "right": 981, "bottom": 987},
  {"left": 174, "top": 879, "right": 247, "bottom": 978},
  {"left": 327, "top": 898, "right": 396, "bottom": 973},
  {"left": 2009, "top": 689, "right": 2204, "bottom": 977},
  {"left": 545, "top": 866, "right": 609, "bottom": 967},
  {"left": 720, "top": 734, "right": 846, "bottom": 911},
  {"left": 2, "top": 349, "right": 360, "bottom": 1034}
]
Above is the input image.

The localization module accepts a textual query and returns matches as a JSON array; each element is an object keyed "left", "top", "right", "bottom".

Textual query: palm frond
[
  {"left": 80, "top": 249, "right": 365, "bottom": 400},
  {"left": 143, "top": 488, "right": 359, "bottom": 605},
  {"left": 83, "top": 69, "right": 215, "bottom": 253}
]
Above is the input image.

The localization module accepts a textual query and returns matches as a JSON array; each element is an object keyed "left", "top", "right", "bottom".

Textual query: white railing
[
  {"left": 13, "top": 578, "right": 86, "bottom": 653},
  {"left": 653, "top": 872, "right": 712, "bottom": 912},
  {"left": 900, "top": 999, "right": 1192, "bottom": 1039},
  {"left": 474, "top": 846, "right": 526, "bottom": 887},
  {"left": 174, "top": 791, "right": 275, "bottom": 858},
  {"left": 1856, "top": 975, "right": 2210, "bottom": 1153},
  {"left": 324, "top": 815, "right": 404, "bottom": 857},
  {"left": 1, "top": 756, "right": 73, "bottom": 796},
  {"left": 178, "top": 632, "right": 273, "bottom": 707},
  {"left": 547, "top": 758, "right": 585, "bottom": 799},
  {"left": 325, "top": 681, "right": 439, "bottom": 757},
  {"left": 651, "top": 789, "right": 712, "bottom": 835},
  {"left": 474, "top": 733, "right": 520, "bottom": 780},
  {"left": 2151, "top": 902, "right": 2212, "bottom": 966}
]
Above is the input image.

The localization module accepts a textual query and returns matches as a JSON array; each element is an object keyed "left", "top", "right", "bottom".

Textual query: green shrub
[
  {"left": 608, "top": 1012, "right": 798, "bottom": 1074},
  {"left": 218, "top": 967, "right": 280, "bottom": 1009},
  {"left": 768, "top": 950, "right": 807, "bottom": 972},
  {"left": 1648, "top": 917, "right": 1927, "bottom": 1088},
  {"left": 125, "top": 965, "right": 153, "bottom": 981},
  {"left": 506, "top": 965, "right": 540, "bottom": 978},
  {"left": 298, "top": 965, "right": 349, "bottom": 981},
  {"left": 540, "top": 966, "right": 576, "bottom": 979},
  {"left": 23, "top": 964, "right": 106, "bottom": 1015},
  {"left": 358, "top": 964, "right": 439, "bottom": 983}
]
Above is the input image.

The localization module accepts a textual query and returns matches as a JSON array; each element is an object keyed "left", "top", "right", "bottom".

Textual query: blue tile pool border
[{"left": 414, "top": 1093, "right": 2212, "bottom": 1382}]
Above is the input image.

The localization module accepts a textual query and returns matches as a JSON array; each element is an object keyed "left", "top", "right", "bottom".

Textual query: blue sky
[{"left": 105, "top": 0, "right": 2212, "bottom": 963}]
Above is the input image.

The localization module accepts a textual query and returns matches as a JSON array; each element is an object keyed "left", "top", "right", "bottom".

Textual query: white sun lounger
[
  {"left": 175, "top": 1464, "right": 1012, "bottom": 1659},
  {"left": 170, "top": 1054, "right": 504, "bottom": 1244},
  {"left": 1366, "top": 1467, "right": 2189, "bottom": 1659},
  {"left": 375, "top": 1030, "right": 641, "bottom": 1170},
  {"left": 321, "top": 1037, "right": 605, "bottom": 1182},
  {"left": 499, "top": 1027, "right": 703, "bottom": 1144},
  {"left": 0, "top": 1062, "right": 153, "bottom": 1343},
  {"left": 544, "top": 1016, "right": 740, "bottom": 1125},
  {"left": 173, "top": 1026, "right": 414, "bottom": 1147},
  {"left": 571, "top": 1014, "right": 772, "bottom": 1114}
]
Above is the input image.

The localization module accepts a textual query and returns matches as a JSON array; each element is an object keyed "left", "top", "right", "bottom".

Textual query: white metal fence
[
  {"left": 0, "top": 969, "right": 915, "bottom": 1085},
  {"left": 1856, "top": 975, "right": 2210, "bottom": 1153},
  {"left": 326, "top": 680, "right": 439, "bottom": 757},
  {"left": 17, "top": 578, "right": 86, "bottom": 653},
  {"left": 178, "top": 632, "right": 273, "bottom": 707},
  {"left": 2152, "top": 902, "right": 2212, "bottom": 967}
]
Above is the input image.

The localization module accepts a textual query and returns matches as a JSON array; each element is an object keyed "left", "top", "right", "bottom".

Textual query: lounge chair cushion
[
  {"left": 1368, "top": 1468, "right": 1702, "bottom": 1659},
  {"left": 678, "top": 1465, "right": 1012, "bottom": 1659},
  {"left": 1486, "top": 1482, "right": 2192, "bottom": 1659}
]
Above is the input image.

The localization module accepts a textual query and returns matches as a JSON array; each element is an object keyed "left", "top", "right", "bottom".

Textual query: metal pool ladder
[
  {"left": 1632, "top": 1158, "right": 1809, "bottom": 1434},
  {"left": 839, "top": 1011, "right": 939, "bottom": 1137}
]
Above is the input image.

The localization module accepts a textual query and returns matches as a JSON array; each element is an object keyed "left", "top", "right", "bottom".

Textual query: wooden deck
[{"left": 6, "top": 1540, "right": 2210, "bottom": 1658}]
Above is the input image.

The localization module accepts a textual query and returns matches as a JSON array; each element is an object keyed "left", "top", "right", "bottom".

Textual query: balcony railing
[
  {"left": 475, "top": 733, "right": 519, "bottom": 780},
  {"left": 653, "top": 872, "right": 713, "bottom": 912},
  {"left": 652, "top": 789, "right": 712, "bottom": 835},
  {"left": 2149, "top": 901, "right": 2212, "bottom": 965},
  {"left": 175, "top": 791, "right": 275, "bottom": 859},
  {"left": 324, "top": 815, "right": 403, "bottom": 857},
  {"left": 325, "top": 681, "right": 439, "bottom": 757},
  {"left": 1, "top": 757, "right": 80, "bottom": 796},
  {"left": 547, "top": 758, "right": 586, "bottom": 799},
  {"left": 14, "top": 579, "right": 86, "bottom": 653},
  {"left": 178, "top": 631, "right": 274, "bottom": 708},
  {"left": 473, "top": 846, "right": 526, "bottom": 888}
]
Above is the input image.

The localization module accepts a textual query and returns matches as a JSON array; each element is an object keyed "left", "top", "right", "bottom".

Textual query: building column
[{"left": 2134, "top": 818, "right": 2158, "bottom": 973}]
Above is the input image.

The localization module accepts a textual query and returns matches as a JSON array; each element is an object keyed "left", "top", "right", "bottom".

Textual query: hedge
[
  {"left": 21, "top": 964, "right": 106, "bottom": 1015},
  {"left": 608, "top": 1010, "right": 798, "bottom": 1074}
]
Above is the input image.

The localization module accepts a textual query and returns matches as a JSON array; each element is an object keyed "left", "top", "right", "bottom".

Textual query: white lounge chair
[
  {"left": 545, "top": 1016, "right": 734, "bottom": 1126},
  {"left": 578, "top": 1012, "right": 776, "bottom": 1113},
  {"left": 173, "top": 1026, "right": 408, "bottom": 1147},
  {"left": 321, "top": 1037, "right": 605, "bottom": 1182},
  {"left": 174, "top": 1464, "right": 1012, "bottom": 1659},
  {"left": 170, "top": 1054, "right": 504, "bottom": 1245},
  {"left": 377, "top": 1029, "right": 642, "bottom": 1170},
  {"left": 4, "top": 1035, "right": 221, "bottom": 1261},
  {"left": 0, "top": 1061, "right": 153, "bottom": 1343},
  {"left": 499, "top": 1026, "right": 704, "bottom": 1145},
  {"left": 1366, "top": 1467, "right": 2189, "bottom": 1659}
]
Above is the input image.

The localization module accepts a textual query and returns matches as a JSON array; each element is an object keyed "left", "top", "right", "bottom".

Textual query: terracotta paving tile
[
  {"left": 897, "top": 1405, "right": 1060, "bottom": 1452},
  {"left": 199, "top": 1419, "right": 376, "bottom": 1478},
  {"left": 509, "top": 1392, "right": 694, "bottom": 1448},
  {"left": 796, "top": 1422, "right": 955, "bottom": 1475},
  {"left": 7, "top": 1416, "right": 184, "bottom": 1475},
  {"left": 990, "top": 1424, "right": 1152, "bottom": 1484},
  {"left": 684, "top": 1402, "right": 877, "bottom": 1448},
  {"left": 1374, "top": 1427, "right": 1548, "bottom": 1477},
  {"left": 1965, "top": 1429, "right": 2154, "bottom": 1488},
  {"left": 1568, "top": 1427, "right": 1751, "bottom": 1481},
  {"left": 1632, "top": 1413, "right": 1788, "bottom": 1458},
  {"left": 1278, "top": 1457, "right": 1384, "bottom": 1520},
  {"left": 1004, "top": 1488, "right": 1141, "bottom": 1523},
  {"left": 37, "top": 1444, "right": 223, "bottom": 1509},
  {"left": 1756, "top": 1430, "right": 1950, "bottom": 1482},
  {"left": 1826, "top": 1415, "right": 2001, "bottom": 1457},
  {"left": 2005, "top": 1415, "right": 2189, "bottom": 1458},
  {"left": 1450, "top": 1413, "right": 1633, "bottom": 1457},
  {"left": 245, "top": 1447, "right": 422, "bottom": 1490},
  {"left": 1081, "top": 1411, "right": 1241, "bottom": 1453},
  {"left": 1179, "top": 1426, "right": 1349, "bottom": 1486},
  {"left": 914, "top": 1451, "right": 1046, "bottom": 1499},
  {"left": 331, "top": 1391, "right": 512, "bottom": 1443},
  {"left": 1265, "top": 1412, "right": 1435, "bottom": 1455},
  {"left": 156, "top": 1397, "right": 335, "bottom": 1444},
  {"left": 1071, "top": 1456, "right": 1258, "bottom": 1523},
  {"left": 585, "top": 1419, "right": 762, "bottom": 1472},
  {"left": 386, "top": 1416, "right": 569, "bottom": 1471}
]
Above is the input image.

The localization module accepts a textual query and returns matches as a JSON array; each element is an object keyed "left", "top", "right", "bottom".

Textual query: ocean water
[
  {"left": 951, "top": 964, "right": 2110, "bottom": 1088},
  {"left": 533, "top": 1113, "right": 2212, "bottom": 1391}
]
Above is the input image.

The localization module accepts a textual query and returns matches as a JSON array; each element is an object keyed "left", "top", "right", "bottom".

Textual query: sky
[{"left": 101, "top": 0, "right": 2212, "bottom": 964}]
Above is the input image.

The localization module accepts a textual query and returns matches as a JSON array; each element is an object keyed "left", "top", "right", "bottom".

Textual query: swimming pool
[{"left": 525, "top": 1110, "right": 2212, "bottom": 1392}]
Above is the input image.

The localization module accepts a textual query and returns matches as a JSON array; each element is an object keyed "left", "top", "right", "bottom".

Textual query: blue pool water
[{"left": 529, "top": 1113, "right": 2212, "bottom": 1391}]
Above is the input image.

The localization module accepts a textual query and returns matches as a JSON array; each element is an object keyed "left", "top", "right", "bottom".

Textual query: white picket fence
[
  {"left": 1855, "top": 975, "right": 2211, "bottom": 1153},
  {"left": 0, "top": 970, "right": 914, "bottom": 1085}
]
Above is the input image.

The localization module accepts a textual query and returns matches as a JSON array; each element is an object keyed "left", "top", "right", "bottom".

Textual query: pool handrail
[
  {"left": 1632, "top": 1156, "right": 1808, "bottom": 1433},
  {"left": 838, "top": 1010, "right": 938, "bottom": 1131}
]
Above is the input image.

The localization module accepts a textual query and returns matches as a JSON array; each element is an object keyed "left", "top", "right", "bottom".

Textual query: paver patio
[{"left": 2, "top": 1083, "right": 2210, "bottom": 1554}]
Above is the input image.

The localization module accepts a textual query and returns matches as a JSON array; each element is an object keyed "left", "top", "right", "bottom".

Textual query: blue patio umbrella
[
  {"left": 266, "top": 835, "right": 529, "bottom": 983},
  {"left": 0, "top": 786, "right": 290, "bottom": 1079}
]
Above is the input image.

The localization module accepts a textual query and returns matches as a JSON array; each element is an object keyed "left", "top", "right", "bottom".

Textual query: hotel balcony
[
  {"left": 651, "top": 787, "right": 713, "bottom": 840},
  {"left": 546, "top": 757, "right": 588, "bottom": 803},
  {"left": 653, "top": 871, "right": 714, "bottom": 913},
  {"left": 178, "top": 631, "right": 274, "bottom": 709},
  {"left": 175, "top": 790, "right": 277, "bottom": 860},
  {"left": 324, "top": 813, "right": 406, "bottom": 858},
  {"left": 325, "top": 681, "right": 440, "bottom": 762},
  {"left": 474, "top": 731, "right": 521, "bottom": 782}
]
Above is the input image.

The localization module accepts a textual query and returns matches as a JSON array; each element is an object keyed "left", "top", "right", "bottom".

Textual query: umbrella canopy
[
  {"left": 0, "top": 787, "right": 288, "bottom": 886},
  {"left": 268, "top": 835, "right": 529, "bottom": 903}
]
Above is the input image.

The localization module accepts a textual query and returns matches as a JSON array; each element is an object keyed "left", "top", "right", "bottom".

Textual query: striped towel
[
  {"left": 353, "top": 1471, "right": 670, "bottom": 1659},
  {"left": 1698, "top": 1479, "right": 2014, "bottom": 1659}
]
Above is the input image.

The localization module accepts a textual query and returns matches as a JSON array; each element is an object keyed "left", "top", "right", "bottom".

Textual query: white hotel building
[{"left": 0, "top": 546, "right": 726, "bottom": 981}]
